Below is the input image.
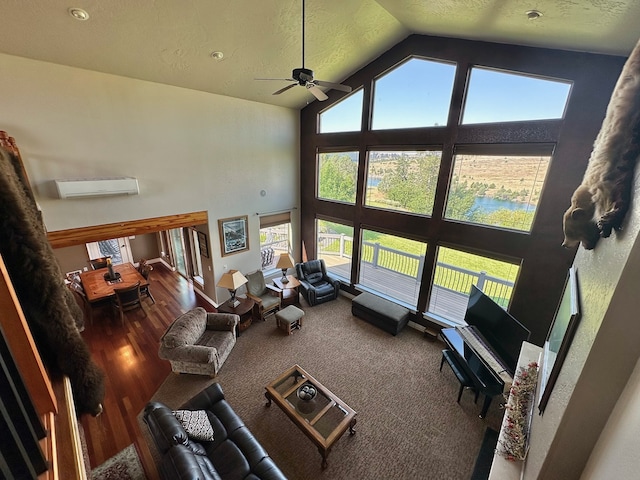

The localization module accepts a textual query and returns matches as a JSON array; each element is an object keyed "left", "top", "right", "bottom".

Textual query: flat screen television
[{"left": 464, "top": 285, "right": 531, "bottom": 375}]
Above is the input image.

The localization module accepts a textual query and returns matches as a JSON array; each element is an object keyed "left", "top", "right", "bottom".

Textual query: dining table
[{"left": 80, "top": 262, "right": 148, "bottom": 303}]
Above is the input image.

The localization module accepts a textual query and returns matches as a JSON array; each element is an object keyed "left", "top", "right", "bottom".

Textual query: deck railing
[{"left": 318, "top": 233, "right": 514, "bottom": 305}]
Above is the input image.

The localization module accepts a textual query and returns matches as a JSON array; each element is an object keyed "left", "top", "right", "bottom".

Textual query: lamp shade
[
  {"left": 216, "top": 270, "right": 248, "bottom": 291},
  {"left": 275, "top": 253, "right": 295, "bottom": 270}
]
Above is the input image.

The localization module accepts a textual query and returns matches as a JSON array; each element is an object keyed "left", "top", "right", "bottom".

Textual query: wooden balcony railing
[{"left": 318, "top": 233, "right": 515, "bottom": 319}]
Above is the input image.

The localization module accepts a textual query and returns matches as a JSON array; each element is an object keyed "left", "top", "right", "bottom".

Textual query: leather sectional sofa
[{"left": 144, "top": 382, "right": 286, "bottom": 480}]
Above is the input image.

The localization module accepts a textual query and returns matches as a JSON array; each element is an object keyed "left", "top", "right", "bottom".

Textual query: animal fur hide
[
  {"left": 562, "top": 37, "right": 640, "bottom": 250},
  {"left": 0, "top": 147, "right": 104, "bottom": 416}
]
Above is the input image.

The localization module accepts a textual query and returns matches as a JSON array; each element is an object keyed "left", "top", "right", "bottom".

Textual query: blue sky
[{"left": 319, "top": 57, "right": 572, "bottom": 133}]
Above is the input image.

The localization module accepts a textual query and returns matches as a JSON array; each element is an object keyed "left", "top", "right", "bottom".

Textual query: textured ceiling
[{"left": 0, "top": 0, "right": 638, "bottom": 110}]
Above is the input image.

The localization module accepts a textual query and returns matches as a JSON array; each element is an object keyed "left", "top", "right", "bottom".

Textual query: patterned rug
[{"left": 91, "top": 444, "right": 146, "bottom": 480}]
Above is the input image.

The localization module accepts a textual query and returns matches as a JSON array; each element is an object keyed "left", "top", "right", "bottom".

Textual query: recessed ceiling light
[
  {"left": 525, "top": 10, "right": 543, "bottom": 20},
  {"left": 68, "top": 7, "right": 90, "bottom": 21},
  {"left": 210, "top": 51, "right": 224, "bottom": 60}
]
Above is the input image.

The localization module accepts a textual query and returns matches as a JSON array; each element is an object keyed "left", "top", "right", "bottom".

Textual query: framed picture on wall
[
  {"left": 538, "top": 266, "right": 581, "bottom": 414},
  {"left": 197, "top": 231, "right": 209, "bottom": 258},
  {"left": 218, "top": 215, "right": 249, "bottom": 257}
]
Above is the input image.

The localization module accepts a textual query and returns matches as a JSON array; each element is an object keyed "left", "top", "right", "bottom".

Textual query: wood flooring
[{"left": 79, "top": 263, "right": 214, "bottom": 479}]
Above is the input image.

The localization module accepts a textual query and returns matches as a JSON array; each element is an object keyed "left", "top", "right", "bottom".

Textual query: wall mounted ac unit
[{"left": 55, "top": 177, "right": 139, "bottom": 199}]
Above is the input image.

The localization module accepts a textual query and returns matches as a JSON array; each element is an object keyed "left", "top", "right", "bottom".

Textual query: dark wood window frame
[{"left": 300, "top": 34, "right": 626, "bottom": 345}]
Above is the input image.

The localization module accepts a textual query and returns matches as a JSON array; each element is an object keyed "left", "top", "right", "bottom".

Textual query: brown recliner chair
[{"left": 295, "top": 259, "right": 340, "bottom": 306}]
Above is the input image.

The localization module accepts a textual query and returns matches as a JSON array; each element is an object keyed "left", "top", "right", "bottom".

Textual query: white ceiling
[{"left": 1, "top": 0, "right": 638, "bottom": 110}]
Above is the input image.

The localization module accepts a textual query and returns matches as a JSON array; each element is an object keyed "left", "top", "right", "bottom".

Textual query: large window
[
  {"left": 358, "top": 229, "right": 427, "bottom": 308},
  {"left": 428, "top": 246, "right": 520, "bottom": 323},
  {"left": 317, "top": 151, "right": 359, "bottom": 204},
  {"left": 365, "top": 149, "right": 442, "bottom": 215},
  {"left": 462, "top": 67, "right": 571, "bottom": 124},
  {"left": 318, "top": 89, "right": 364, "bottom": 133},
  {"left": 301, "top": 35, "right": 617, "bottom": 341},
  {"left": 317, "top": 219, "right": 353, "bottom": 281},
  {"left": 372, "top": 57, "right": 456, "bottom": 130},
  {"left": 444, "top": 151, "right": 551, "bottom": 232},
  {"left": 259, "top": 212, "right": 292, "bottom": 270}
]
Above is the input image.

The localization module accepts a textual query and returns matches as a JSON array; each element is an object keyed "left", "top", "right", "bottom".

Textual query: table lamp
[
  {"left": 216, "top": 269, "right": 248, "bottom": 308},
  {"left": 276, "top": 253, "right": 295, "bottom": 284}
]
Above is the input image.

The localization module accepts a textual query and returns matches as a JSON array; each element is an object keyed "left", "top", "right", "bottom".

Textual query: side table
[
  {"left": 273, "top": 275, "right": 301, "bottom": 307},
  {"left": 218, "top": 296, "right": 255, "bottom": 337}
]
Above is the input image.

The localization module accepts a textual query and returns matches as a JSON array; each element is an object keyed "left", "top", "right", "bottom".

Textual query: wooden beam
[{"left": 47, "top": 211, "right": 209, "bottom": 248}]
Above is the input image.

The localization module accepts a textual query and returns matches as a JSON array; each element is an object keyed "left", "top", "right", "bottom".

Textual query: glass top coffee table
[{"left": 265, "top": 364, "right": 357, "bottom": 469}]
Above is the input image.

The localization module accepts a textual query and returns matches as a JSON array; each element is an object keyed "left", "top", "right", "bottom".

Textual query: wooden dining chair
[
  {"left": 139, "top": 264, "right": 155, "bottom": 304},
  {"left": 90, "top": 256, "right": 110, "bottom": 270},
  {"left": 112, "top": 281, "right": 144, "bottom": 325}
]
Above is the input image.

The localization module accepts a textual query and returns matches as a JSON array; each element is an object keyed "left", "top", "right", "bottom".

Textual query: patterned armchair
[{"left": 159, "top": 307, "right": 238, "bottom": 376}]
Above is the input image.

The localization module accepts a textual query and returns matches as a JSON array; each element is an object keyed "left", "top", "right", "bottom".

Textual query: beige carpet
[{"left": 139, "top": 296, "right": 504, "bottom": 479}]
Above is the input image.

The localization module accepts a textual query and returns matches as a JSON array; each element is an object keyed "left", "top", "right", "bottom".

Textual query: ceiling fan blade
[
  {"left": 256, "top": 78, "right": 295, "bottom": 82},
  {"left": 306, "top": 84, "right": 328, "bottom": 101},
  {"left": 272, "top": 83, "right": 297, "bottom": 95},
  {"left": 314, "top": 80, "right": 352, "bottom": 93}
]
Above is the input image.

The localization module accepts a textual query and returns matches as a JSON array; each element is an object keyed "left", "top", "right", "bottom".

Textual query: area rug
[{"left": 90, "top": 444, "right": 146, "bottom": 480}]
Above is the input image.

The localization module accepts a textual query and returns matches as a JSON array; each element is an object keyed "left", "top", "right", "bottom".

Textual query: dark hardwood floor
[{"left": 79, "top": 263, "right": 214, "bottom": 478}]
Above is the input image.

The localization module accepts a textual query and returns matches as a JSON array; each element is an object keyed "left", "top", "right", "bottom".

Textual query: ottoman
[
  {"left": 352, "top": 292, "right": 410, "bottom": 335},
  {"left": 275, "top": 305, "right": 304, "bottom": 335}
]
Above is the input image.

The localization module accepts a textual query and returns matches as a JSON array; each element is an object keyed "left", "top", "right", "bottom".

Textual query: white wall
[
  {"left": 581, "top": 356, "right": 640, "bottom": 479},
  {"left": 0, "top": 52, "right": 300, "bottom": 302},
  {"left": 524, "top": 167, "right": 640, "bottom": 480}
]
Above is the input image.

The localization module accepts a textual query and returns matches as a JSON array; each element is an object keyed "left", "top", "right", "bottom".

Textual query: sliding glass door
[{"left": 169, "top": 228, "right": 188, "bottom": 278}]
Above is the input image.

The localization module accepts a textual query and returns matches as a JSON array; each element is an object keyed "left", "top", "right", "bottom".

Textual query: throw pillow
[{"left": 173, "top": 410, "right": 215, "bottom": 442}]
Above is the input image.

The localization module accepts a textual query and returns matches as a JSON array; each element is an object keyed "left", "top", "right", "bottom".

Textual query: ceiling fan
[{"left": 256, "top": 0, "right": 352, "bottom": 101}]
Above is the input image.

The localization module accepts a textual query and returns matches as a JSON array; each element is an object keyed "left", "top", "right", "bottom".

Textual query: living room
[{"left": 3, "top": 1, "right": 640, "bottom": 479}]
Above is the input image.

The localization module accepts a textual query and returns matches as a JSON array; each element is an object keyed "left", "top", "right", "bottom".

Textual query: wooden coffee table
[{"left": 264, "top": 364, "right": 357, "bottom": 469}]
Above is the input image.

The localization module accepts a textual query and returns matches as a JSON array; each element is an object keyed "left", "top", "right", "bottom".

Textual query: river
[{"left": 471, "top": 196, "right": 534, "bottom": 213}]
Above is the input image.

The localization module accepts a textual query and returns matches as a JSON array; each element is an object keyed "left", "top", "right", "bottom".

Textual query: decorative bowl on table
[
  {"left": 296, "top": 383, "right": 318, "bottom": 413},
  {"left": 297, "top": 383, "right": 317, "bottom": 401}
]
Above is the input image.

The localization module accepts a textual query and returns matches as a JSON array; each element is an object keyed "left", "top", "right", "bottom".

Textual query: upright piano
[{"left": 440, "top": 325, "right": 514, "bottom": 418}]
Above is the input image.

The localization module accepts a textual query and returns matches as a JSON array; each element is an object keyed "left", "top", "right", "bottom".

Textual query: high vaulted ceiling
[{"left": 1, "top": 0, "right": 638, "bottom": 110}]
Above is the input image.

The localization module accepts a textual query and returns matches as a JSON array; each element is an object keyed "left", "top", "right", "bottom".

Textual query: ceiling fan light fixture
[{"left": 68, "top": 7, "right": 89, "bottom": 21}]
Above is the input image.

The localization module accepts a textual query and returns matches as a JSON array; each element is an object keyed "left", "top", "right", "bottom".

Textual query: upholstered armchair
[
  {"left": 295, "top": 259, "right": 340, "bottom": 306},
  {"left": 159, "top": 307, "right": 238, "bottom": 376},
  {"left": 245, "top": 270, "right": 282, "bottom": 320}
]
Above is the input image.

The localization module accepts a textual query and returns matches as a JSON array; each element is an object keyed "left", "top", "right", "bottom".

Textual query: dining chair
[
  {"left": 112, "top": 281, "right": 144, "bottom": 325},
  {"left": 139, "top": 264, "right": 155, "bottom": 304},
  {"left": 90, "top": 256, "right": 110, "bottom": 270}
]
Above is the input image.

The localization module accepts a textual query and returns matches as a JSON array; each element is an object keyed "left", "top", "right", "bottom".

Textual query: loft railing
[{"left": 318, "top": 233, "right": 514, "bottom": 305}]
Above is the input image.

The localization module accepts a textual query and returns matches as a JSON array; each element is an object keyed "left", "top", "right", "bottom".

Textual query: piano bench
[{"left": 440, "top": 349, "right": 479, "bottom": 404}]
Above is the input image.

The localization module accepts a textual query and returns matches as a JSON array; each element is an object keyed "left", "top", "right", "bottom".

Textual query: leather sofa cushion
[
  {"left": 313, "top": 281, "right": 335, "bottom": 297},
  {"left": 160, "top": 444, "right": 221, "bottom": 480},
  {"left": 144, "top": 402, "right": 189, "bottom": 454}
]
